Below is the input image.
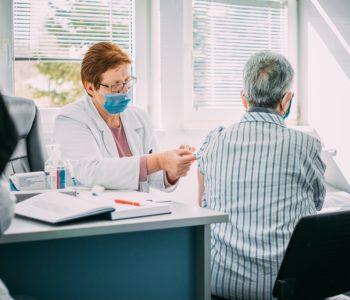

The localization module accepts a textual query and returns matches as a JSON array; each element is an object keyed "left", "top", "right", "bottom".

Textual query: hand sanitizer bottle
[{"left": 45, "top": 144, "right": 66, "bottom": 189}]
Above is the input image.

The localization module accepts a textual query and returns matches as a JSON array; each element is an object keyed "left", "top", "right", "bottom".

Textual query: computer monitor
[
  {"left": 321, "top": 150, "right": 350, "bottom": 193},
  {"left": 273, "top": 210, "right": 350, "bottom": 300}
]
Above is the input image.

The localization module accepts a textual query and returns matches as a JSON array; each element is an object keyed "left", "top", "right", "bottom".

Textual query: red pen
[{"left": 114, "top": 199, "right": 141, "bottom": 206}]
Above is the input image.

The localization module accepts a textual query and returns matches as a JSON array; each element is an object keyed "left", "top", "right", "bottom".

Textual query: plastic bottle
[{"left": 45, "top": 144, "right": 66, "bottom": 189}]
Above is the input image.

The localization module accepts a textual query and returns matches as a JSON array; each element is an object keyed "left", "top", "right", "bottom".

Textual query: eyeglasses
[{"left": 98, "top": 76, "right": 137, "bottom": 93}]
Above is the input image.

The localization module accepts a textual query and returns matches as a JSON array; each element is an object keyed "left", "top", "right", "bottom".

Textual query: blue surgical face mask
[
  {"left": 102, "top": 92, "right": 131, "bottom": 115},
  {"left": 283, "top": 99, "right": 293, "bottom": 119}
]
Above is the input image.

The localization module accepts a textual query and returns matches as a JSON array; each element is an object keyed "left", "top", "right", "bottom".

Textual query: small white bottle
[{"left": 45, "top": 144, "right": 66, "bottom": 189}]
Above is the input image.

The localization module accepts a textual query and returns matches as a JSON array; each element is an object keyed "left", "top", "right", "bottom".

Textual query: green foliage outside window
[
  {"left": 32, "top": 62, "right": 84, "bottom": 106},
  {"left": 30, "top": 0, "right": 129, "bottom": 106},
  {"left": 15, "top": 0, "right": 132, "bottom": 107}
]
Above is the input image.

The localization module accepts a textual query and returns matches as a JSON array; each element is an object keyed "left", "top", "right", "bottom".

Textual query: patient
[{"left": 196, "top": 51, "right": 326, "bottom": 300}]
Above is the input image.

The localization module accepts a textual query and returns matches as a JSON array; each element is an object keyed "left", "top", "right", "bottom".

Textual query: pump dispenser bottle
[{"left": 45, "top": 144, "right": 66, "bottom": 189}]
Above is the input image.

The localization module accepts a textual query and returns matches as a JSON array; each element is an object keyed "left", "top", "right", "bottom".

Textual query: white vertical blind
[
  {"left": 193, "top": 0, "right": 288, "bottom": 108},
  {"left": 13, "top": 0, "right": 134, "bottom": 61}
]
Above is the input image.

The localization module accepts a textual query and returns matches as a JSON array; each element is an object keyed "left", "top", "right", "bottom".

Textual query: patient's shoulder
[
  {"left": 287, "top": 127, "right": 322, "bottom": 152},
  {"left": 204, "top": 126, "right": 225, "bottom": 142},
  {"left": 196, "top": 126, "right": 225, "bottom": 159},
  {"left": 210, "top": 126, "right": 225, "bottom": 135}
]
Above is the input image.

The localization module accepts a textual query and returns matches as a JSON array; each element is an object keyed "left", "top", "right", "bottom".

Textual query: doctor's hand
[
  {"left": 165, "top": 145, "right": 196, "bottom": 183},
  {"left": 146, "top": 149, "right": 196, "bottom": 181},
  {"left": 163, "top": 149, "right": 197, "bottom": 183},
  {"left": 179, "top": 144, "right": 196, "bottom": 154}
]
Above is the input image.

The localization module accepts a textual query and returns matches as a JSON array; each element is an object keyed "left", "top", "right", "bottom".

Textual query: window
[
  {"left": 185, "top": 0, "right": 289, "bottom": 128},
  {"left": 13, "top": 0, "right": 134, "bottom": 108}
]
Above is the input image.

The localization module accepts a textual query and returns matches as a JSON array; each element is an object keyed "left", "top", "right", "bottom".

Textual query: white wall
[
  {"left": 298, "top": 0, "right": 350, "bottom": 178},
  {"left": 154, "top": 0, "right": 205, "bottom": 204},
  {"left": 159, "top": 0, "right": 186, "bottom": 131}
]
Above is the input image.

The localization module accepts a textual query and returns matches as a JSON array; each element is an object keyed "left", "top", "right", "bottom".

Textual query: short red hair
[{"left": 81, "top": 42, "right": 132, "bottom": 90}]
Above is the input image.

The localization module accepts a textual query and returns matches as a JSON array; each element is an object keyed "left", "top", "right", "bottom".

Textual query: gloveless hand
[{"left": 159, "top": 149, "right": 196, "bottom": 179}]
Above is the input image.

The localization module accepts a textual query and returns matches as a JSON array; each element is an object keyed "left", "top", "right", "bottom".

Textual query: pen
[{"left": 114, "top": 199, "right": 141, "bottom": 206}]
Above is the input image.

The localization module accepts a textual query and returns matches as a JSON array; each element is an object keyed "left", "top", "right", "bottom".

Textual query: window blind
[
  {"left": 13, "top": 0, "right": 134, "bottom": 61},
  {"left": 193, "top": 0, "right": 288, "bottom": 109}
]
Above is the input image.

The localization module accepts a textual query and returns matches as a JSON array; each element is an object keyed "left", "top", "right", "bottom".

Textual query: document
[{"left": 15, "top": 191, "right": 172, "bottom": 224}]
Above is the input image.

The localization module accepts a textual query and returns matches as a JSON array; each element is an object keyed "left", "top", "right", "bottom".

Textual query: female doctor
[{"left": 54, "top": 42, "right": 196, "bottom": 192}]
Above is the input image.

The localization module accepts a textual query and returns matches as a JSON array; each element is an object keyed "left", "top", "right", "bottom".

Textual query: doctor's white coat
[{"left": 54, "top": 96, "right": 171, "bottom": 192}]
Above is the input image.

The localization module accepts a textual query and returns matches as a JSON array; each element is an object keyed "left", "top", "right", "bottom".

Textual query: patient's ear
[
  {"left": 241, "top": 90, "right": 249, "bottom": 110},
  {"left": 280, "top": 91, "right": 293, "bottom": 112}
]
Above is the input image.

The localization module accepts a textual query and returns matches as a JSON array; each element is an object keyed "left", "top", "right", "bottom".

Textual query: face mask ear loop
[{"left": 282, "top": 99, "right": 292, "bottom": 120}]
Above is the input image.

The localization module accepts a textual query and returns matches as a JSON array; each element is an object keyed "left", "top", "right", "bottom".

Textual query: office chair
[
  {"left": 2, "top": 95, "right": 47, "bottom": 178},
  {"left": 273, "top": 210, "right": 350, "bottom": 300}
]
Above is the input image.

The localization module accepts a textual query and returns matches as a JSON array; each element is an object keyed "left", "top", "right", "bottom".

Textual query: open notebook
[{"left": 15, "top": 191, "right": 172, "bottom": 224}]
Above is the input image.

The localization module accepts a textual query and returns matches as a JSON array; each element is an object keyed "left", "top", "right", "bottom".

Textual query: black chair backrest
[
  {"left": 2, "top": 96, "right": 47, "bottom": 177},
  {"left": 273, "top": 210, "right": 350, "bottom": 300}
]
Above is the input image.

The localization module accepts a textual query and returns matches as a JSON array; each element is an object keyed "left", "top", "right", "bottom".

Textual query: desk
[{"left": 0, "top": 201, "right": 227, "bottom": 300}]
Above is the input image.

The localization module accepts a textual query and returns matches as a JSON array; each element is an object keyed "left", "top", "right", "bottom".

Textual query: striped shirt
[{"left": 197, "top": 109, "right": 326, "bottom": 300}]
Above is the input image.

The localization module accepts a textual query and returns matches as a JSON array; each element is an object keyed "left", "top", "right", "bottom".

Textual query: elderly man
[{"left": 197, "top": 51, "right": 326, "bottom": 300}]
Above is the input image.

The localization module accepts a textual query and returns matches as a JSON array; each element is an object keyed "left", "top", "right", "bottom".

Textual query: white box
[{"left": 10, "top": 172, "right": 47, "bottom": 191}]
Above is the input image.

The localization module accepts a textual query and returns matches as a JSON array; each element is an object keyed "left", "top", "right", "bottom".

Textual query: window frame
[
  {"left": 0, "top": 0, "right": 150, "bottom": 133},
  {"left": 182, "top": 0, "right": 298, "bottom": 130}
]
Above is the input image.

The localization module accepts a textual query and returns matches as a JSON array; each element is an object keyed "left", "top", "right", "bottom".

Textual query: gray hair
[{"left": 243, "top": 50, "right": 294, "bottom": 108}]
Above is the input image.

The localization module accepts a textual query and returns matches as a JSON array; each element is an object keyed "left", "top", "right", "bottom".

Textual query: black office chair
[
  {"left": 273, "top": 210, "right": 350, "bottom": 300},
  {"left": 2, "top": 95, "right": 47, "bottom": 178}
]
